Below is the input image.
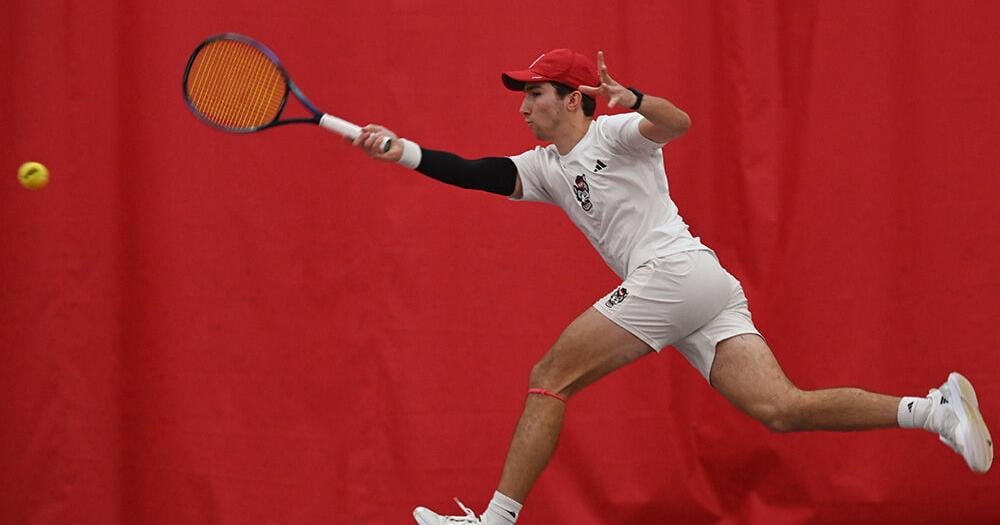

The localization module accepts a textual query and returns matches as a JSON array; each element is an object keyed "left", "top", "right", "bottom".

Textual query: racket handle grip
[
  {"left": 319, "top": 114, "right": 361, "bottom": 138},
  {"left": 320, "top": 114, "right": 391, "bottom": 152}
]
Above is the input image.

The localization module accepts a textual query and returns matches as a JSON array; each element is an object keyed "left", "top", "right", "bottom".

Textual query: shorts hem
[
  {"left": 712, "top": 329, "right": 763, "bottom": 347},
  {"left": 703, "top": 329, "right": 765, "bottom": 384},
  {"left": 593, "top": 303, "right": 661, "bottom": 352}
]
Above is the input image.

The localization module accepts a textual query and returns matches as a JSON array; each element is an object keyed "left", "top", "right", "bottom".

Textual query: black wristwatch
[{"left": 627, "top": 87, "right": 644, "bottom": 110}]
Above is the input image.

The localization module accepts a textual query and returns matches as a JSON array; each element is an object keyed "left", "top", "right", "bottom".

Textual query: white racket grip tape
[
  {"left": 319, "top": 114, "right": 361, "bottom": 138},
  {"left": 397, "top": 139, "right": 422, "bottom": 170}
]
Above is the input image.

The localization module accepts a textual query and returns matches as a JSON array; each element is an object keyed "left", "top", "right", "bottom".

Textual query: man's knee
[
  {"left": 528, "top": 350, "right": 577, "bottom": 397},
  {"left": 751, "top": 392, "right": 805, "bottom": 433},
  {"left": 528, "top": 353, "right": 559, "bottom": 389}
]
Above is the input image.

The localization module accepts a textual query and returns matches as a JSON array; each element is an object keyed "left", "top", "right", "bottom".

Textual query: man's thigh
[
  {"left": 709, "top": 334, "right": 797, "bottom": 415},
  {"left": 533, "top": 307, "right": 654, "bottom": 397}
]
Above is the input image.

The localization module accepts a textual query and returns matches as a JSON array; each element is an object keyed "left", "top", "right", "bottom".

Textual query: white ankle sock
[
  {"left": 897, "top": 396, "right": 931, "bottom": 429},
  {"left": 482, "top": 491, "right": 521, "bottom": 525}
]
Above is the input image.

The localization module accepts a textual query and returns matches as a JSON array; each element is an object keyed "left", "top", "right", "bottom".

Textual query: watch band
[{"left": 627, "top": 87, "right": 644, "bottom": 110}]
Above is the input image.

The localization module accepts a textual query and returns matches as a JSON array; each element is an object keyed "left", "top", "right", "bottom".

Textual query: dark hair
[{"left": 551, "top": 82, "right": 596, "bottom": 118}]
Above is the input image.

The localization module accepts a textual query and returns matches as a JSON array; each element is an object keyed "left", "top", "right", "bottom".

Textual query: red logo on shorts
[{"left": 605, "top": 287, "right": 628, "bottom": 308}]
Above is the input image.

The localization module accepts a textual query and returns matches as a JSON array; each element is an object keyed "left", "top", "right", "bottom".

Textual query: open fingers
[{"left": 596, "top": 51, "right": 613, "bottom": 84}]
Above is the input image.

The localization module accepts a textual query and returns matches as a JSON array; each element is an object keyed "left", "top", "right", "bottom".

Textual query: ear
[{"left": 565, "top": 91, "right": 583, "bottom": 112}]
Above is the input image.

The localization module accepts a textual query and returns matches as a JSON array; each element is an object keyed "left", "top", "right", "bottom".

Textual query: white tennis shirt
[{"left": 509, "top": 112, "right": 709, "bottom": 279}]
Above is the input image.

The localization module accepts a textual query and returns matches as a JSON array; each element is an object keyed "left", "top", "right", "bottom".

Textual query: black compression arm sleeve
[{"left": 415, "top": 148, "right": 518, "bottom": 196}]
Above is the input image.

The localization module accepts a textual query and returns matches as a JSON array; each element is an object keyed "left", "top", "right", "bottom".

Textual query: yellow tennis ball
[{"left": 18, "top": 161, "right": 50, "bottom": 190}]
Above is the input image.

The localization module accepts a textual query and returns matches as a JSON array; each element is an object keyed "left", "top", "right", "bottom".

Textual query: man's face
[{"left": 520, "top": 82, "right": 564, "bottom": 140}]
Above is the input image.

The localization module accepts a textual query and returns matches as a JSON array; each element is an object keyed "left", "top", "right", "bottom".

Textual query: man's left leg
[
  {"left": 413, "top": 307, "right": 654, "bottom": 525},
  {"left": 709, "top": 333, "right": 993, "bottom": 471},
  {"left": 495, "top": 307, "right": 654, "bottom": 503}
]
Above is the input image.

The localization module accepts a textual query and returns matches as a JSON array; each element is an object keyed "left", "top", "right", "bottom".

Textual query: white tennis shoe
[
  {"left": 413, "top": 498, "right": 482, "bottom": 524},
  {"left": 925, "top": 372, "right": 993, "bottom": 473}
]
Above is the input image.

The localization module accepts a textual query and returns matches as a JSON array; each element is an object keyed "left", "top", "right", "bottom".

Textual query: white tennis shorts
[{"left": 593, "top": 249, "right": 760, "bottom": 381}]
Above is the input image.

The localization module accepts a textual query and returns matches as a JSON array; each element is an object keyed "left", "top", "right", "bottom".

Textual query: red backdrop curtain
[{"left": 2, "top": 1, "right": 999, "bottom": 523}]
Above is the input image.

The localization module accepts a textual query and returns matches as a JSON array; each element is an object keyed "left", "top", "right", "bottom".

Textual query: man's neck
[{"left": 552, "top": 117, "right": 592, "bottom": 155}]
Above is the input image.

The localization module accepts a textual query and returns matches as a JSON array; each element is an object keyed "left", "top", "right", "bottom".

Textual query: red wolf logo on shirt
[{"left": 574, "top": 174, "right": 593, "bottom": 212}]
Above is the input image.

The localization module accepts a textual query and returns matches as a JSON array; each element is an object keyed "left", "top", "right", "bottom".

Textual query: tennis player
[{"left": 351, "top": 49, "right": 993, "bottom": 524}]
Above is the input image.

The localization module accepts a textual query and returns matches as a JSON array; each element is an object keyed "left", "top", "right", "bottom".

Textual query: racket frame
[
  {"left": 182, "top": 33, "right": 324, "bottom": 133},
  {"left": 183, "top": 33, "right": 389, "bottom": 151}
]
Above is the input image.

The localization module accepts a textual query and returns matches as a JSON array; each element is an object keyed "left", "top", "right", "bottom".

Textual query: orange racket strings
[{"left": 186, "top": 39, "right": 286, "bottom": 129}]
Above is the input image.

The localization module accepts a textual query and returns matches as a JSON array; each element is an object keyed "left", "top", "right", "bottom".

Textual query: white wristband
[{"left": 397, "top": 138, "right": 422, "bottom": 170}]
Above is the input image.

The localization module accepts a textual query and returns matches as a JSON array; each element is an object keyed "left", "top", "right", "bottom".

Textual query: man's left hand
[{"left": 578, "top": 51, "right": 637, "bottom": 109}]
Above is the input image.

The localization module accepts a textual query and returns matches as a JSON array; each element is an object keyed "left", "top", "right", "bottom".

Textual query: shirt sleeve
[
  {"left": 599, "top": 113, "right": 668, "bottom": 156},
  {"left": 508, "top": 147, "right": 553, "bottom": 203}
]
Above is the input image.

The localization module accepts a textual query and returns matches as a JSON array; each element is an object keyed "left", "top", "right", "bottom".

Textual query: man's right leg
[
  {"left": 709, "top": 334, "right": 900, "bottom": 431},
  {"left": 709, "top": 333, "right": 993, "bottom": 471}
]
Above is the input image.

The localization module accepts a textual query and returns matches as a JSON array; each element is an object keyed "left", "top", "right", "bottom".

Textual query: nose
[{"left": 520, "top": 95, "right": 531, "bottom": 116}]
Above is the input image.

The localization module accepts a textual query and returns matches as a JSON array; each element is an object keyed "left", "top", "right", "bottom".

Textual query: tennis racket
[{"left": 182, "top": 33, "right": 389, "bottom": 151}]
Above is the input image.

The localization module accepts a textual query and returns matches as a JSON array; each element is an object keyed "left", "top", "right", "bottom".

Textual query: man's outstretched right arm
[
  {"left": 416, "top": 149, "right": 518, "bottom": 197},
  {"left": 352, "top": 124, "right": 520, "bottom": 197}
]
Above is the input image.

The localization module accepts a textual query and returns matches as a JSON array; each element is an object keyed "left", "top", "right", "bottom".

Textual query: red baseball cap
[{"left": 501, "top": 49, "right": 599, "bottom": 92}]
